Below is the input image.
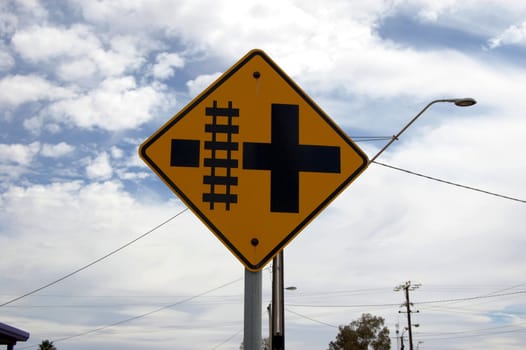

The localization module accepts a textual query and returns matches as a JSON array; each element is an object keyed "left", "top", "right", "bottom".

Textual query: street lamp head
[
  {"left": 452, "top": 98, "right": 477, "bottom": 107},
  {"left": 285, "top": 286, "right": 297, "bottom": 291}
]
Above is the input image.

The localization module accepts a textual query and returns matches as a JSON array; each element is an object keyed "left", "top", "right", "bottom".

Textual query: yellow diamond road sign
[{"left": 139, "top": 49, "right": 368, "bottom": 271}]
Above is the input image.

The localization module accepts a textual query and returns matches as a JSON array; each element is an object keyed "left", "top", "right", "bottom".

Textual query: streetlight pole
[
  {"left": 369, "top": 98, "right": 476, "bottom": 163},
  {"left": 271, "top": 251, "right": 285, "bottom": 350},
  {"left": 268, "top": 251, "right": 297, "bottom": 350}
]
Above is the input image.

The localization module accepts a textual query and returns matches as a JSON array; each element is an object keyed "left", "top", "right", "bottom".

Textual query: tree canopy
[
  {"left": 38, "top": 339, "right": 57, "bottom": 350},
  {"left": 328, "top": 313, "right": 390, "bottom": 350}
]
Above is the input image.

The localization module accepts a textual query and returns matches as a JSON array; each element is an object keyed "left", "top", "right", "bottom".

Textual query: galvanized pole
[{"left": 244, "top": 268, "right": 262, "bottom": 350}]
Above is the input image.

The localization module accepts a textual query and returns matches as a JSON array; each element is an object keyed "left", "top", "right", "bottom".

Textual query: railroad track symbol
[{"left": 170, "top": 100, "right": 239, "bottom": 211}]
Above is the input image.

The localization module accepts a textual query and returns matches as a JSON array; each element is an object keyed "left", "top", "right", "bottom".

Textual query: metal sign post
[{"left": 244, "top": 268, "right": 262, "bottom": 350}]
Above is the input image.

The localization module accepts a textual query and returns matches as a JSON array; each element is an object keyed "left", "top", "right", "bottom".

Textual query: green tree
[
  {"left": 38, "top": 340, "right": 57, "bottom": 350},
  {"left": 328, "top": 313, "right": 390, "bottom": 350}
]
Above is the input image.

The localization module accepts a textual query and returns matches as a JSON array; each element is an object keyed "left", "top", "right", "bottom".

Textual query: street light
[
  {"left": 453, "top": 98, "right": 476, "bottom": 107},
  {"left": 369, "top": 98, "right": 477, "bottom": 163}
]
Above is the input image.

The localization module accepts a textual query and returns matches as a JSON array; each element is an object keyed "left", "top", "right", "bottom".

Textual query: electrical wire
[
  {"left": 286, "top": 290, "right": 526, "bottom": 308},
  {"left": 0, "top": 208, "right": 189, "bottom": 308},
  {"left": 415, "top": 290, "right": 526, "bottom": 305},
  {"left": 287, "top": 302, "right": 400, "bottom": 308},
  {"left": 12, "top": 284, "right": 524, "bottom": 309},
  {"left": 285, "top": 308, "right": 338, "bottom": 328},
  {"left": 417, "top": 321, "right": 526, "bottom": 338},
  {"left": 418, "top": 304, "right": 503, "bottom": 317},
  {"left": 352, "top": 136, "right": 393, "bottom": 142},
  {"left": 17, "top": 276, "right": 243, "bottom": 349},
  {"left": 372, "top": 161, "right": 526, "bottom": 204},
  {"left": 211, "top": 329, "right": 243, "bottom": 350},
  {"left": 418, "top": 327, "right": 526, "bottom": 341}
]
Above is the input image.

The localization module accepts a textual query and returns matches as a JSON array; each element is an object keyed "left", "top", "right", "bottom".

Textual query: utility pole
[{"left": 394, "top": 281, "right": 421, "bottom": 350}]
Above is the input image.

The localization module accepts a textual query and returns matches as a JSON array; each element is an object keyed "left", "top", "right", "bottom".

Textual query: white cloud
[
  {"left": 111, "top": 146, "right": 124, "bottom": 159},
  {"left": 86, "top": 152, "right": 113, "bottom": 180},
  {"left": 410, "top": 0, "right": 460, "bottom": 22},
  {"left": 46, "top": 76, "right": 172, "bottom": 131},
  {"left": 116, "top": 170, "right": 149, "bottom": 180},
  {"left": 0, "top": 142, "right": 41, "bottom": 183},
  {"left": 0, "top": 43, "right": 14, "bottom": 71},
  {"left": 0, "top": 180, "right": 139, "bottom": 275},
  {"left": 0, "top": 142, "right": 40, "bottom": 165},
  {"left": 0, "top": 178, "right": 226, "bottom": 300},
  {"left": 12, "top": 25, "right": 151, "bottom": 81},
  {"left": 0, "top": 52, "right": 14, "bottom": 71},
  {"left": 487, "top": 21, "right": 526, "bottom": 49},
  {"left": 70, "top": 0, "right": 526, "bottom": 120},
  {"left": 0, "top": 3, "right": 18, "bottom": 37},
  {"left": 12, "top": 24, "right": 101, "bottom": 62},
  {"left": 91, "top": 34, "right": 150, "bottom": 77},
  {"left": 5, "top": 23, "right": 174, "bottom": 132},
  {"left": 56, "top": 58, "right": 98, "bottom": 81},
  {"left": 186, "top": 72, "right": 222, "bottom": 98},
  {"left": 13, "top": 0, "right": 48, "bottom": 21},
  {"left": 151, "top": 52, "right": 185, "bottom": 80},
  {"left": 0, "top": 75, "right": 74, "bottom": 107},
  {"left": 41, "top": 142, "right": 75, "bottom": 158}
]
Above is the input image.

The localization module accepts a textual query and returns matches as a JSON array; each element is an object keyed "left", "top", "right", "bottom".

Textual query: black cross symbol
[{"left": 243, "top": 104, "right": 341, "bottom": 213}]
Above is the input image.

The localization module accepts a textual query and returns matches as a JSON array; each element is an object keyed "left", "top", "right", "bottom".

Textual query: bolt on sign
[{"left": 139, "top": 49, "right": 368, "bottom": 271}]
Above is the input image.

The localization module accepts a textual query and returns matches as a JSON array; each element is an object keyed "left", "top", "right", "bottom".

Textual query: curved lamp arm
[{"left": 369, "top": 98, "right": 476, "bottom": 163}]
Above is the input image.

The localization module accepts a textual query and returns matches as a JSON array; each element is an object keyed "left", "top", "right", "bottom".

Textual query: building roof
[{"left": 0, "top": 322, "right": 30, "bottom": 345}]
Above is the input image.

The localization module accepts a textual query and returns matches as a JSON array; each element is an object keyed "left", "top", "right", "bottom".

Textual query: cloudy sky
[{"left": 1, "top": 1, "right": 525, "bottom": 350}]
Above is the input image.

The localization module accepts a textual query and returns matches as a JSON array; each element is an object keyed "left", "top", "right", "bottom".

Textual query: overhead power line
[
  {"left": 211, "top": 329, "right": 243, "bottom": 350},
  {"left": 417, "top": 321, "right": 526, "bottom": 338},
  {"left": 285, "top": 308, "right": 338, "bottom": 328},
  {"left": 372, "top": 161, "right": 526, "bottom": 204},
  {"left": 415, "top": 290, "right": 526, "bottom": 305},
  {"left": 286, "top": 290, "right": 526, "bottom": 308},
  {"left": 418, "top": 327, "right": 526, "bottom": 341},
  {"left": 0, "top": 208, "right": 189, "bottom": 308},
  {"left": 353, "top": 136, "right": 393, "bottom": 142},
  {"left": 18, "top": 276, "right": 242, "bottom": 349}
]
